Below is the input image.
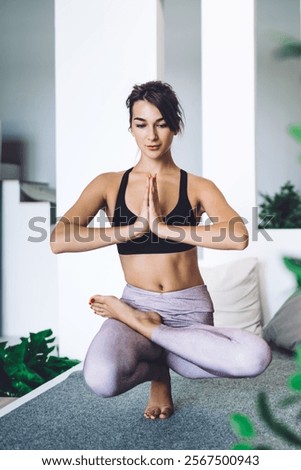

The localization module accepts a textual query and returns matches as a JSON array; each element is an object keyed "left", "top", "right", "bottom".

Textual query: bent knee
[
  {"left": 83, "top": 364, "right": 122, "bottom": 398},
  {"left": 251, "top": 341, "right": 272, "bottom": 376},
  {"left": 233, "top": 339, "right": 272, "bottom": 378}
]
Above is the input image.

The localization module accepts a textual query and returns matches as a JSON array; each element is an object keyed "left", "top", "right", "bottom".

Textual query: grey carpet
[{"left": 0, "top": 349, "right": 299, "bottom": 450}]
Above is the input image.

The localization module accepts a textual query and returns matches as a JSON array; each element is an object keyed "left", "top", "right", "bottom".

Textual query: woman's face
[{"left": 130, "top": 100, "right": 175, "bottom": 159}]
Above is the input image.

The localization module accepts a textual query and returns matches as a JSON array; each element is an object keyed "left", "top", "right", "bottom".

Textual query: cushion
[
  {"left": 199, "top": 257, "right": 263, "bottom": 335},
  {"left": 263, "top": 288, "right": 301, "bottom": 351}
]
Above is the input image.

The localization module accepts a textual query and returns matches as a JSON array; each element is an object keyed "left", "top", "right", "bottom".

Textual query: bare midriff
[{"left": 119, "top": 247, "right": 204, "bottom": 293}]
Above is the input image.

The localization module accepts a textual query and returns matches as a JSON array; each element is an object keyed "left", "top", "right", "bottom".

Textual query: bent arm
[
  {"left": 157, "top": 219, "right": 248, "bottom": 250},
  {"left": 50, "top": 219, "right": 145, "bottom": 254},
  {"left": 50, "top": 173, "right": 147, "bottom": 254},
  {"left": 157, "top": 179, "right": 248, "bottom": 250}
]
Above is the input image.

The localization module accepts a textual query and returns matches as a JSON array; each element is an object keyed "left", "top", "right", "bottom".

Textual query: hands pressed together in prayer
[{"left": 134, "top": 175, "right": 166, "bottom": 237}]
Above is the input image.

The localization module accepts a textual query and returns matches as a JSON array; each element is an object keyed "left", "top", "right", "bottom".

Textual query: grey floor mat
[{"left": 0, "top": 350, "right": 298, "bottom": 450}]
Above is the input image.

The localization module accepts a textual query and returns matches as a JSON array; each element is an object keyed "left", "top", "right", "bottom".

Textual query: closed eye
[
  {"left": 135, "top": 123, "right": 167, "bottom": 129},
  {"left": 157, "top": 123, "right": 167, "bottom": 128},
  {"left": 133, "top": 118, "right": 168, "bottom": 129}
]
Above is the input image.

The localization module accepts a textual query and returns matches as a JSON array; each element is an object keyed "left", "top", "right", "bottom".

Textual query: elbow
[
  {"left": 50, "top": 227, "right": 66, "bottom": 254},
  {"left": 230, "top": 220, "right": 249, "bottom": 250},
  {"left": 50, "top": 238, "right": 64, "bottom": 255},
  {"left": 234, "top": 232, "right": 249, "bottom": 250},
  {"left": 236, "top": 239, "right": 249, "bottom": 251},
  {"left": 50, "top": 241, "right": 63, "bottom": 255}
]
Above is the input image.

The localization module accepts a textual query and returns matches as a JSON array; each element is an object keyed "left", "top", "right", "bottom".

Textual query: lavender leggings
[{"left": 83, "top": 284, "right": 272, "bottom": 397}]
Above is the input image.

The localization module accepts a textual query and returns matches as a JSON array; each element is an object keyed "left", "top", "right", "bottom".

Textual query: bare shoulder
[
  {"left": 88, "top": 170, "right": 124, "bottom": 188},
  {"left": 187, "top": 172, "right": 221, "bottom": 197},
  {"left": 62, "top": 170, "right": 126, "bottom": 222},
  {"left": 187, "top": 172, "right": 241, "bottom": 222},
  {"left": 82, "top": 170, "right": 125, "bottom": 198},
  {"left": 187, "top": 172, "right": 230, "bottom": 217}
]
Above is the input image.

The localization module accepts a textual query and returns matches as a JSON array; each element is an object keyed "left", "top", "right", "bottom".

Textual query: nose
[{"left": 147, "top": 126, "right": 158, "bottom": 142}]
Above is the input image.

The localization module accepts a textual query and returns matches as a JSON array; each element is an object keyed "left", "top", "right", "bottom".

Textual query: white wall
[
  {"left": 0, "top": 0, "right": 56, "bottom": 188},
  {"left": 201, "top": 0, "right": 301, "bottom": 323},
  {"left": 256, "top": 0, "right": 301, "bottom": 199},
  {"left": 55, "top": 0, "right": 164, "bottom": 359},
  {"left": 201, "top": 0, "right": 256, "bottom": 223},
  {"left": 163, "top": 0, "right": 202, "bottom": 176},
  {"left": 2, "top": 180, "right": 58, "bottom": 339}
]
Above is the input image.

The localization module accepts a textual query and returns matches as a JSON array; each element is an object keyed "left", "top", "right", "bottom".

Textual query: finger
[
  {"left": 151, "top": 177, "right": 159, "bottom": 203},
  {"left": 142, "top": 179, "right": 149, "bottom": 209},
  {"left": 153, "top": 175, "right": 159, "bottom": 195},
  {"left": 151, "top": 175, "right": 155, "bottom": 192},
  {"left": 148, "top": 177, "right": 154, "bottom": 199}
]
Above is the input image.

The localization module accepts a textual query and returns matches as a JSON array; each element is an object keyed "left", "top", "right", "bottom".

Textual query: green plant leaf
[
  {"left": 257, "top": 392, "right": 301, "bottom": 448},
  {"left": 0, "top": 329, "right": 80, "bottom": 397},
  {"left": 0, "top": 343, "right": 8, "bottom": 367},
  {"left": 258, "top": 181, "right": 301, "bottom": 229},
  {"left": 33, "top": 365, "right": 61, "bottom": 381},
  {"left": 0, "top": 341, "right": 8, "bottom": 352},
  {"left": 231, "top": 443, "right": 254, "bottom": 450},
  {"left": 26, "top": 330, "right": 55, "bottom": 364},
  {"left": 254, "top": 445, "right": 273, "bottom": 450},
  {"left": 229, "top": 413, "right": 256, "bottom": 439},
  {"left": 283, "top": 259, "right": 301, "bottom": 288},
  {"left": 10, "top": 379, "right": 33, "bottom": 396},
  {"left": 0, "top": 373, "right": 16, "bottom": 396},
  {"left": 274, "top": 38, "right": 301, "bottom": 59},
  {"left": 4, "top": 342, "right": 27, "bottom": 369},
  {"left": 4, "top": 361, "right": 44, "bottom": 386},
  {"left": 295, "top": 344, "right": 301, "bottom": 368},
  {"left": 46, "top": 355, "right": 80, "bottom": 370},
  {"left": 288, "top": 373, "right": 301, "bottom": 391},
  {"left": 279, "top": 395, "right": 301, "bottom": 408},
  {"left": 288, "top": 124, "right": 301, "bottom": 143}
]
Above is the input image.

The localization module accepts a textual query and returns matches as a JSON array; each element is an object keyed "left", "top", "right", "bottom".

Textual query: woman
[{"left": 51, "top": 81, "right": 271, "bottom": 420}]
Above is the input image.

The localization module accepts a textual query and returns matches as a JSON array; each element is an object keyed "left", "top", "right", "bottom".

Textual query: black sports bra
[{"left": 112, "top": 167, "right": 198, "bottom": 255}]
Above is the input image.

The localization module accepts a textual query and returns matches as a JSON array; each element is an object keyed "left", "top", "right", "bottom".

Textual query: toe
[
  {"left": 159, "top": 407, "right": 174, "bottom": 419},
  {"left": 144, "top": 407, "right": 161, "bottom": 420},
  {"left": 89, "top": 294, "right": 102, "bottom": 304}
]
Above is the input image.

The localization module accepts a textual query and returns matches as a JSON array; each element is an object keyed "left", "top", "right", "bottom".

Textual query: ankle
[{"left": 152, "top": 363, "right": 170, "bottom": 383}]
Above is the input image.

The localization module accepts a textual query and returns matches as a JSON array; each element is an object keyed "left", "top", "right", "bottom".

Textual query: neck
[{"left": 134, "top": 152, "right": 178, "bottom": 175}]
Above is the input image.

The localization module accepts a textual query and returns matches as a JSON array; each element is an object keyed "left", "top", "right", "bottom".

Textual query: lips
[{"left": 147, "top": 145, "right": 160, "bottom": 150}]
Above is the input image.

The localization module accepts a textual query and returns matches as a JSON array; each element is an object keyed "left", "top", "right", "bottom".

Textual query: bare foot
[
  {"left": 144, "top": 365, "right": 174, "bottom": 420},
  {"left": 89, "top": 295, "right": 161, "bottom": 339}
]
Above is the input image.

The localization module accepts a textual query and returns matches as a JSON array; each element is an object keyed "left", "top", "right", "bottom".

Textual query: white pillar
[
  {"left": 2, "top": 181, "right": 57, "bottom": 340},
  {"left": 55, "top": 0, "right": 164, "bottom": 358},
  {"left": 201, "top": 0, "right": 256, "bottom": 264}
]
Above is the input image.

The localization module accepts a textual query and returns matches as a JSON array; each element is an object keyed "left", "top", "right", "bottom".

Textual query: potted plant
[
  {"left": 258, "top": 181, "right": 301, "bottom": 229},
  {"left": 0, "top": 329, "right": 80, "bottom": 397}
]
